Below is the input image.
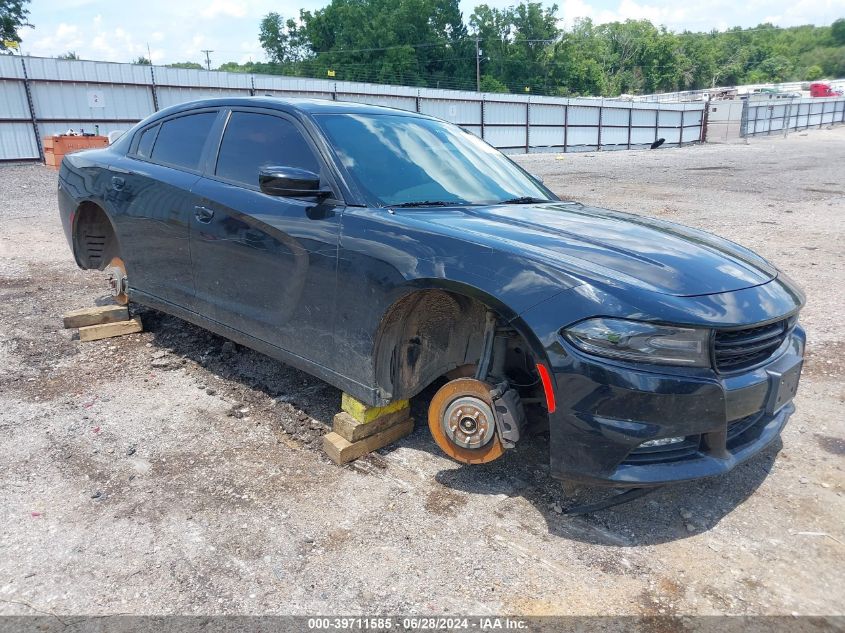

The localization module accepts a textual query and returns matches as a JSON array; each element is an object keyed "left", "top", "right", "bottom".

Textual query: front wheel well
[
  {"left": 373, "top": 288, "right": 545, "bottom": 405},
  {"left": 73, "top": 202, "right": 120, "bottom": 271}
]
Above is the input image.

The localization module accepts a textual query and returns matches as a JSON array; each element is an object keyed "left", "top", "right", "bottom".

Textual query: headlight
[{"left": 563, "top": 318, "right": 711, "bottom": 367}]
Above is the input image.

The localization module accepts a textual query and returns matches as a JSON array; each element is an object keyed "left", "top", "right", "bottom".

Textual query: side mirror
[{"left": 259, "top": 166, "right": 331, "bottom": 199}]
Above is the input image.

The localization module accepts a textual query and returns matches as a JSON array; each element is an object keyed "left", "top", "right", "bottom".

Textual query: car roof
[{"left": 150, "top": 96, "right": 435, "bottom": 120}]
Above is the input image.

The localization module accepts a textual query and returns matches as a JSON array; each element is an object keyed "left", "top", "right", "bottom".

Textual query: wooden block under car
[
  {"left": 323, "top": 418, "right": 415, "bottom": 465},
  {"left": 332, "top": 408, "right": 411, "bottom": 443},
  {"left": 78, "top": 316, "right": 143, "bottom": 342},
  {"left": 340, "top": 392, "right": 410, "bottom": 424},
  {"left": 63, "top": 305, "right": 129, "bottom": 329}
]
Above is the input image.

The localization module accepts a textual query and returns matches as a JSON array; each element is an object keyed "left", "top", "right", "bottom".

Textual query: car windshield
[{"left": 315, "top": 113, "right": 554, "bottom": 207}]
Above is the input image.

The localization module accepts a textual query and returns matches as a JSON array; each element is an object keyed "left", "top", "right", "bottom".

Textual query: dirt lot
[{"left": 0, "top": 127, "right": 843, "bottom": 618}]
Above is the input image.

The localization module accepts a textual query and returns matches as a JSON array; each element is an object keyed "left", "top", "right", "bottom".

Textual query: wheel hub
[
  {"left": 105, "top": 265, "right": 127, "bottom": 298},
  {"left": 443, "top": 396, "right": 495, "bottom": 450}
]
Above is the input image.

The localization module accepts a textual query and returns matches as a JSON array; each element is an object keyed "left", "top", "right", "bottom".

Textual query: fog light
[{"left": 640, "top": 436, "right": 685, "bottom": 448}]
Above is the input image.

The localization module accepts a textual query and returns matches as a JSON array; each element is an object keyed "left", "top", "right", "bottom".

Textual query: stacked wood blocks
[
  {"left": 63, "top": 305, "right": 142, "bottom": 341},
  {"left": 323, "top": 393, "right": 414, "bottom": 464}
]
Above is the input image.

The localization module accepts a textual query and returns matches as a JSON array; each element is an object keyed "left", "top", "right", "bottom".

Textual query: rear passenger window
[
  {"left": 215, "top": 112, "right": 320, "bottom": 188},
  {"left": 150, "top": 112, "right": 217, "bottom": 171},
  {"left": 135, "top": 124, "right": 158, "bottom": 159}
]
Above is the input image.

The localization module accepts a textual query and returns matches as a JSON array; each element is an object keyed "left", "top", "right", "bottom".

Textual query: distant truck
[{"left": 809, "top": 82, "right": 843, "bottom": 98}]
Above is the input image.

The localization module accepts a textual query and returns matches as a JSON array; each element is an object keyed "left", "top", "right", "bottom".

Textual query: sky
[{"left": 16, "top": 0, "right": 845, "bottom": 67}]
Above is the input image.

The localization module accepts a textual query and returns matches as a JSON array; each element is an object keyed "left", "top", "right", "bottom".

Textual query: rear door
[
  {"left": 189, "top": 108, "right": 342, "bottom": 366},
  {"left": 110, "top": 109, "right": 221, "bottom": 310}
]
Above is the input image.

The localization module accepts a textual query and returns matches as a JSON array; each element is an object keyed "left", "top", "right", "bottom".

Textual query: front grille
[{"left": 714, "top": 319, "right": 790, "bottom": 371}]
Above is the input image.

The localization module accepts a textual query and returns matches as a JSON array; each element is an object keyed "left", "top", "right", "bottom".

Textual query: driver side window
[{"left": 215, "top": 112, "right": 321, "bottom": 188}]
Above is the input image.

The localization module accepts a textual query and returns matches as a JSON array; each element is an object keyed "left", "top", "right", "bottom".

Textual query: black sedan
[{"left": 57, "top": 97, "right": 805, "bottom": 486}]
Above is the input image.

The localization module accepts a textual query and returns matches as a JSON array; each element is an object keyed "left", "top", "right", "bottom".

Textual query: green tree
[
  {"left": 1, "top": 0, "right": 30, "bottom": 53},
  {"left": 167, "top": 61, "right": 204, "bottom": 70},
  {"left": 831, "top": 18, "right": 845, "bottom": 46},
  {"left": 57, "top": 51, "right": 79, "bottom": 60},
  {"left": 479, "top": 74, "right": 509, "bottom": 92},
  {"left": 805, "top": 64, "right": 823, "bottom": 80},
  {"left": 133, "top": 56, "right": 151, "bottom": 65},
  {"left": 252, "top": 3, "right": 845, "bottom": 97},
  {"left": 259, "top": 11, "right": 310, "bottom": 67}
]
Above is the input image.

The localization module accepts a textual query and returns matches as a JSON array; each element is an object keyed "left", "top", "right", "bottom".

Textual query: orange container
[{"left": 43, "top": 135, "right": 109, "bottom": 169}]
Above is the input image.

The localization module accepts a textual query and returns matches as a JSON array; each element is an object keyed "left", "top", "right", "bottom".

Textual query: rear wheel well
[
  {"left": 373, "top": 289, "right": 544, "bottom": 405},
  {"left": 74, "top": 202, "right": 119, "bottom": 271}
]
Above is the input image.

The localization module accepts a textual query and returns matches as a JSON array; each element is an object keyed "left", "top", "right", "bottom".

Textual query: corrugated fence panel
[
  {"left": 341, "top": 93, "right": 418, "bottom": 113},
  {"left": 567, "top": 105, "right": 600, "bottom": 126},
  {"left": 31, "top": 82, "right": 154, "bottom": 121},
  {"left": 741, "top": 97, "right": 845, "bottom": 137},
  {"left": 153, "top": 67, "right": 252, "bottom": 89},
  {"left": 419, "top": 98, "right": 480, "bottom": 124},
  {"left": 566, "top": 126, "right": 599, "bottom": 150},
  {"left": 529, "top": 103, "right": 565, "bottom": 125},
  {"left": 484, "top": 126, "right": 525, "bottom": 149},
  {"left": 254, "top": 75, "right": 335, "bottom": 95},
  {"left": 0, "top": 122, "right": 39, "bottom": 160},
  {"left": 26, "top": 57, "right": 151, "bottom": 85},
  {"left": 485, "top": 101, "right": 527, "bottom": 125},
  {"left": 1, "top": 79, "right": 30, "bottom": 118},
  {"left": 0, "top": 55, "right": 24, "bottom": 79},
  {"left": 529, "top": 125, "right": 564, "bottom": 150},
  {"left": 156, "top": 86, "right": 251, "bottom": 109}
]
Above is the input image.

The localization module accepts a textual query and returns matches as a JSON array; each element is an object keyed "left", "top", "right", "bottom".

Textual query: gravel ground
[{"left": 0, "top": 127, "right": 843, "bottom": 618}]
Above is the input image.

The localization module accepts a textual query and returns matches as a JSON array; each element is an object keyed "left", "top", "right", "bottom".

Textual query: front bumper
[{"left": 547, "top": 325, "right": 805, "bottom": 486}]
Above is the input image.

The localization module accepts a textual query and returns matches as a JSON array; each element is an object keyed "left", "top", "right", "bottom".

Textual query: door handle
[
  {"left": 194, "top": 205, "right": 214, "bottom": 223},
  {"left": 111, "top": 176, "right": 125, "bottom": 191}
]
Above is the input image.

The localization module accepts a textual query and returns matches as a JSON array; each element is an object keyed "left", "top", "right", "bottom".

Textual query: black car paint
[{"left": 57, "top": 97, "right": 805, "bottom": 486}]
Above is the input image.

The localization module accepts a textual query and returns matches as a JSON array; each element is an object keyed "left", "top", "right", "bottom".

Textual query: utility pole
[
  {"left": 202, "top": 49, "right": 214, "bottom": 71},
  {"left": 475, "top": 37, "right": 481, "bottom": 92}
]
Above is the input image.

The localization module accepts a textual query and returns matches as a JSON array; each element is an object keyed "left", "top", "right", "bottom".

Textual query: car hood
[{"left": 402, "top": 202, "right": 777, "bottom": 297}]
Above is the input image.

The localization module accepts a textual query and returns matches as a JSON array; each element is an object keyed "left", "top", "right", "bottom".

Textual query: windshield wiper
[
  {"left": 388, "top": 200, "right": 467, "bottom": 208},
  {"left": 498, "top": 196, "right": 553, "bottom": 204}
]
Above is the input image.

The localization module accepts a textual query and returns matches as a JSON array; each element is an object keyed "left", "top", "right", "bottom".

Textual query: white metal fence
[
  {"left": 0, "top": 55, "right": 706, "bottom": 162},
  {"left": 741, "top": 96, "right": 845, "bottom": 137}
]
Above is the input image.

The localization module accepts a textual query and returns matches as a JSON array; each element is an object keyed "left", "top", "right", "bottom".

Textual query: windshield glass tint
[{"left": 316, "top": 113, "right": 551, "bottom": 206}]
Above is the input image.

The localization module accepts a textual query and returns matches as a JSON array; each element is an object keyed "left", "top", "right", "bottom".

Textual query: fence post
[
  {"left": 700, "top": 103, "right": 709, "bottom": 143},
  {"left": 563, "top": 100, "right": 568, "bottom": 153},
  {"left": 597, "top": 100, "right": 603, "bottom": 151},
  {"left": 679, "top": 106, "right": 685, "bottom": 146},
  {"left": 20, "top": 56, "right": 44, "bottom": 163},
  {"left": 249, "top": 75, "right": 255, "bottom": 97},
  {"left": 626, "top": 104, "right": 632, "bottom": 149},
  {"left": 654, "top": 103, "right": 660, "bottom": 143},
  {"left": 149, "top": 65, "right": 159, "bottom": 111},
  {"left": 525, "top": 99, "right": 530, "bottom": 154},
  {"left": 480, "top": 96, "right": 485, "bottom": 141}
]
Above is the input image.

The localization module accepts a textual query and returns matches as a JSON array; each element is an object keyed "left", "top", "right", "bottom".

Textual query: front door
[{"left": 189, "top": 109, "right": 341, "bottom": 367}]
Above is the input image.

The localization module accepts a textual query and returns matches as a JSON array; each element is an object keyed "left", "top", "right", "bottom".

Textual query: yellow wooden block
[
  {"left": 341, "top": 392, "right": 409, "bottom": 424},
  {"left": 323, "top": 418, "right": 414, "bottom": 464},
  {"left": 78, "top": 316, "right": 143, "bottom": 342}
]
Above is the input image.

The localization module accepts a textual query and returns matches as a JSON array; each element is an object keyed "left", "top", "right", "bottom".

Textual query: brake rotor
[
  {"left": 104, "top": 256, "right": 128, "bottom": 305},
  {"left": 428, "top": 377, "right": 505, "bottom": 464}
]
